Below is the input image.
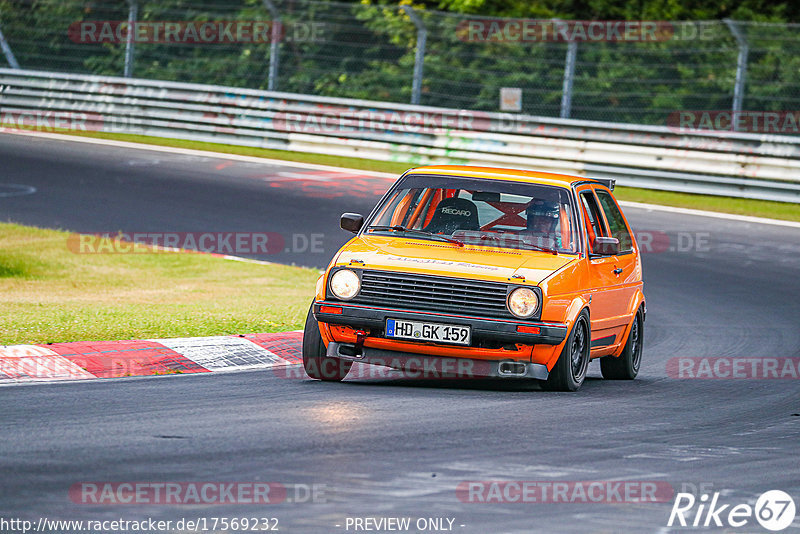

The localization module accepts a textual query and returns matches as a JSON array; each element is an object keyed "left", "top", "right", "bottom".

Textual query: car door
[
  {"left": 594, "top": 187, "right": 641, "bottom": 332},
  {"left": 576, "top": 187, "right": 627, "bottom": 353}
]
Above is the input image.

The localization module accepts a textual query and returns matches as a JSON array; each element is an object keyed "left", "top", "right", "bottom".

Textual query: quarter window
[
  {"left": 595, "top": 190, "right": 633, "bottom": 252},
  {"left": 579, "top": 191, "right": 607, "bottom": 253}
]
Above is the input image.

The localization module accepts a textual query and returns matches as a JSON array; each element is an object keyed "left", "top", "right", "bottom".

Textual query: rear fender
[{"left": 609, "top": 292, "right": 646, "bottom": 357}]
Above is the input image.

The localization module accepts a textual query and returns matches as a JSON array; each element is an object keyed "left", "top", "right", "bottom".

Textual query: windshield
[{"left": 365, "top": 174, "right": 579, "bottom": 254}]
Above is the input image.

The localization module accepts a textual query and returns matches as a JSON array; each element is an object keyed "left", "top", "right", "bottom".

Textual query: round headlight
[
  {"left": 507, "top": 287, "right": 539, "bottom": 318},
  {"left": 330, "top": 269, "right": 360, "bottom": 300}
]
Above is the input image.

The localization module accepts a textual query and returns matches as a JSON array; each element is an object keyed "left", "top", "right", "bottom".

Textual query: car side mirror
[
  {"left": 340, "top": 213, "right": 364, "bottom": 234},
  {"left": 592, "top": 236, "right": 619, "bottom": 255}
]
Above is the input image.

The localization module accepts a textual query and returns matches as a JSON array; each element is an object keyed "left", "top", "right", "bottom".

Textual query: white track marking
[
  {"left": 212, "top": 254, "right": 274, "bottom": 266},
  {"left": 0, "top": 183, "right": 37, "bottom": 197},
  {"left": 152, "top": 336, "right": 289, "bottom": 372}
]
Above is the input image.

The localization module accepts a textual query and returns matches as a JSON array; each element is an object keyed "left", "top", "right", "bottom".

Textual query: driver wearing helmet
[{"left": 526, "top": 198, "right": 562, "bottom": 249}]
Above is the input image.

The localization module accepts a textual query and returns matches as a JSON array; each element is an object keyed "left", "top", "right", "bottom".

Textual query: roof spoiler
[{"left": 593, "top": 178, "right": 615, "bottom": 191}]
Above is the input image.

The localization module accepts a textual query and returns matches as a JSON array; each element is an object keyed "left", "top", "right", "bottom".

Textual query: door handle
[{"left": 613, "top": 267, "right": 623, "bottom": 275}]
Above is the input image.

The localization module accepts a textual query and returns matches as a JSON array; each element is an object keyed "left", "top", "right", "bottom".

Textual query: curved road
[{"left": 1, "top": 133, "right": 799, "bottom": 533}]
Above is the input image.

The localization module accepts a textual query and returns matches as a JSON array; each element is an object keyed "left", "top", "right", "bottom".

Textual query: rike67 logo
[{"left": 668, "top": 490, "right": 796, "bottom": 531}]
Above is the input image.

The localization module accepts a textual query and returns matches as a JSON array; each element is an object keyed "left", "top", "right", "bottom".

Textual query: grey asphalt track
[
  {"left": 1, "top": 133, "right": 799, "bottom": 533},
  {"left": 0, "top": 133, "right": 388, "bottom": 268}
]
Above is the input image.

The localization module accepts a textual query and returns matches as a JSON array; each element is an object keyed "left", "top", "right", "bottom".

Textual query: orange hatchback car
[{"left": 303, "top": 166, "right": 645, "bottom": 391}]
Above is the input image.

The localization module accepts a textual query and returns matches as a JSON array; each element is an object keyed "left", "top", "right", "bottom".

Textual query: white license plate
[{"left": 385, "top": 318, "right": 471, "bottom": 346}]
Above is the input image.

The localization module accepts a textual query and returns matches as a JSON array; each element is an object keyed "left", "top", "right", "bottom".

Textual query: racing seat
[{"left": 422, "top": 197, "right": 480, "bottom": 234}]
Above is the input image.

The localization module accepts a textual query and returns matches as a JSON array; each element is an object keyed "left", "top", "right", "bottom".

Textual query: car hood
[{"left": 334, "top": 235, "right": 577, "bottom": 285}]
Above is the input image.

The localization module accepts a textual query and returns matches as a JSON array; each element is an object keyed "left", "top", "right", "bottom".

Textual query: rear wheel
[
  {"left": 302, "top": 304, "right": 352, "bottom": 382},
  {"left": 600, "top": 308, "right": 643, "bottom": 380},
  {"left": 541, "top": 310, "right": 590, "bottom": 392}
]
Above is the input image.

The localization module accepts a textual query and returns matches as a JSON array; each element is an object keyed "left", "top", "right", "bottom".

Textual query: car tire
[
  {"left": 302, "top": 303, "right": 352, "bottom": 382},
  {"left": 541, "top": 310, "right": 590, "bottom": 392},
  {"left": 600, "top": 308, "right": 643, "bottom": 380}
]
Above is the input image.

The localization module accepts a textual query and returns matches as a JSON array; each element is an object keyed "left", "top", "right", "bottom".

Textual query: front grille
[{"left": 352, "top": 270, "right": 511, "bottom": 318}]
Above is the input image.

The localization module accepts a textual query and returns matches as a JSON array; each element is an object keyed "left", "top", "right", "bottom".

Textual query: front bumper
[
  {"left": 327, "top": 342, "right": 549, "bottom": 380},
  {"left": 313, "top": 301, "right": 568, "bottom": 346}
]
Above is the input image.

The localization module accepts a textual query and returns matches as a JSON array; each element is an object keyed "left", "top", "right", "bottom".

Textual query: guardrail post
[
  {"left": 557, "top": 20, "right": 577, "bottom": 119},
  {"left": 724, "top": 19, "right": 748, "bottom": 129},
  {"left": 560, "top": 41, "right": 578, "bottom": 119},
  {"left": 262, "top": 0, "right": 281, "bottom": 91},
  {"left": 123, "top": 0, "right": 138, "bottom": 77},
  {"left": 402, "top": 6, "right": 426, "bottom": 106},
  {"left": 0, "top": 21, "right": 20, "bottom": 69}
]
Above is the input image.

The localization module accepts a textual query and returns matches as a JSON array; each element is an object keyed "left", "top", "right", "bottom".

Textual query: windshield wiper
[
  {"left": 520, "top": 242, "right": 559, "bottom": 255},
  {"left": 367, "top": 225, "right": 464, "bottom": 247},
  {"left": 478, "top": 233, "right": 558, "bottom": 255}
]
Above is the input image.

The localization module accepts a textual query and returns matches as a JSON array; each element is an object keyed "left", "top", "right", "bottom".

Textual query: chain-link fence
[{"left": 2, "top": 0, "right": 800, "bottom": 126}]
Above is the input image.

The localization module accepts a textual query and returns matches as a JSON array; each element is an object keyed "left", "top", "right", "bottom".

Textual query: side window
[
  {"left": 579, "top": 191, "right": 607, "bottom": 253},
  {"left": 595, "top": 190, "right": 633, "bottom": 252}
]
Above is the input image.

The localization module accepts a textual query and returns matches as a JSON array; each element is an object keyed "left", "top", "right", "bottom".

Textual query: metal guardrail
[{"left": 1, "top": 68, "right": 799, "bottom": 203}]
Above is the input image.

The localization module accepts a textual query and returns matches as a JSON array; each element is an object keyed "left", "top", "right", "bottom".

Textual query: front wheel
[
  {"left": 600, "top": 308, "right": 643, "bottom": 380},
  {"left": 302, "top": 303, "right": 352, "bottom": 382},
  {"left": 541, "top": 310, "right": 590, "bottom": 392}
]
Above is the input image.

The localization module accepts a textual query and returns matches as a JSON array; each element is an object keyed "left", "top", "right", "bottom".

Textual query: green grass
[
  {"left": 0, "top": 223, "right": 318, "bottom": 345},
  {"left": 56, "top": 130, "right": 800, "bottom": 222},
  {"left": 65, "top": 130, "right": 413, "bottom": 175}
]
